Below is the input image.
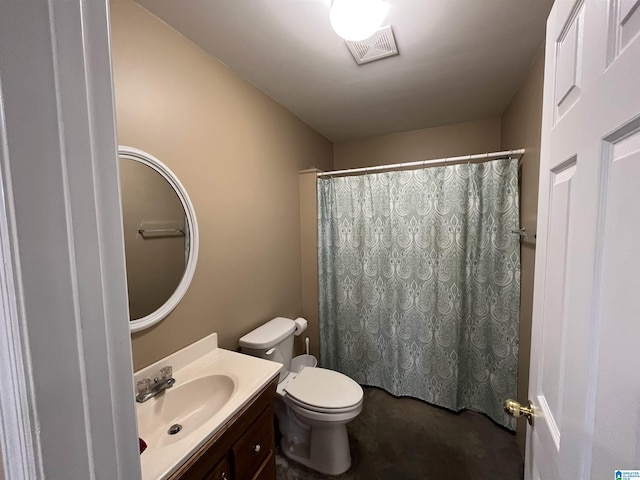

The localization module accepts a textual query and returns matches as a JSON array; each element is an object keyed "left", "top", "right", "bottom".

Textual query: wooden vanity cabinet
[{"left": 169, "top": 376, "right": 278, "bottom": 480}]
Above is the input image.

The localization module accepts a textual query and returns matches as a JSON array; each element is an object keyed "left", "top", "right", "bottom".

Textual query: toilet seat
[
  {"left": 284, "top": 367, "right": 363, "bottom": 413},
  {"left": 286, "top": 393, "right": 363, "bottom": 414}
]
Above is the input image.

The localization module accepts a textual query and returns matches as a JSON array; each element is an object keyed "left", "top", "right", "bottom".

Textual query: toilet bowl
[
  {"left": 239, "top": 317, "right": 363, "bottom": 475},
  {"left": 277, "top": 366, "right": 363, "bottom": 475}
]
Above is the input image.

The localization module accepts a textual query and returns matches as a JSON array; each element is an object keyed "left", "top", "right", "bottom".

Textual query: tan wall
[
  {"left": 110, "top": 0, "right": 333, "bottom": 370},
  {"left": 333, "top": 117, "right": 501, "bottom": 170},
  {"left": 120, "top": 160, "right": 185, "bottom": 320},
  {"left": 500, "top": 47, "right": 545, "bottom": 452}
]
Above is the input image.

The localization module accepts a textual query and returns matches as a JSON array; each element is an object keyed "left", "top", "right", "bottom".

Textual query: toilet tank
[{"left": 239, "top": 317, "right": 296, "bottom": 382}]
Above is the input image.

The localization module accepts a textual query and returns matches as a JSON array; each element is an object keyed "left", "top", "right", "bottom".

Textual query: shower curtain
[{"left": 318, "top": 159, "right": 520, "bottom": 429}]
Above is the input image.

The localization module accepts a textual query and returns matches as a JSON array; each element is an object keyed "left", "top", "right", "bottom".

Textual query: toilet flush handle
[{"left": 265, "top": 348, "right": 275, "bottom": 356}]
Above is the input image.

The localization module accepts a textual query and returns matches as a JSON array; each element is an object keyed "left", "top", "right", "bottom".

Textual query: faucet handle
[
  {"left": 160, "top": 366, "right": 173, "bottom": 379},
  {"left": 136, "top": 378, "right": 151, "bottom": 395}
]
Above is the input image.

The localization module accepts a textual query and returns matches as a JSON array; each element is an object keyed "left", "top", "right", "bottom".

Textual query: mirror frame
[{"left": 118, "top": 146, "right": 199, "bottom": 333}]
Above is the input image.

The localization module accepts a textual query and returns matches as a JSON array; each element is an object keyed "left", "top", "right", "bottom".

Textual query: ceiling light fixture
[{"left": 329, "top": 0, "right": 390, "bottom": 42}]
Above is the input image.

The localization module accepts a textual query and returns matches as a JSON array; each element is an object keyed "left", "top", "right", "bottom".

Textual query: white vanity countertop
[{"left": 134, "top": 333, "right": 281, "bottom": 480}]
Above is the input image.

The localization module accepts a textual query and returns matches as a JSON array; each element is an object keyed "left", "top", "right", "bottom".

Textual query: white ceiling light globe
[{"left": 330, "top": 0, "right": 390, "bottom": 42}]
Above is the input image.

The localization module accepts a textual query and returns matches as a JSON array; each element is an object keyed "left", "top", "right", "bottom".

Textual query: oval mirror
[{"left": 118, "top": 146, "right": 199, "bottom": 333}]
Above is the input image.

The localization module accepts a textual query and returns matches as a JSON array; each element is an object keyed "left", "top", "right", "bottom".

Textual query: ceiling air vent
[{"left": 345, "top": 25, "right": 398, "bottom": 65}]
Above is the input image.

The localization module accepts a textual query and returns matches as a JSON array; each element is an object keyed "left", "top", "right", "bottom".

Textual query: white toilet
[{"left": 239, "top": 317, "right": 363, "bottom": 476}]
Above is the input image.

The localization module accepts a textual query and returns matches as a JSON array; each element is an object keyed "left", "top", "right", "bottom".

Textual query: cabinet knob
[
  {"left": 253, "top": 443, "right": 261, "bottom": 453},
  {"left": 221, "top": 473, "right": 228, "bottom": 480}
]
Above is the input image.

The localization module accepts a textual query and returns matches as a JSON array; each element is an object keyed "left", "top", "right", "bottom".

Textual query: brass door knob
[{"left": 504, "top": 399, "right": 534, "bottom": 426}]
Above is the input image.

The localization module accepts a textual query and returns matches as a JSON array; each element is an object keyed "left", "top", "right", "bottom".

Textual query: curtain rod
[{"left": 316, "top": 149, "right": 526, "bottom": 178}]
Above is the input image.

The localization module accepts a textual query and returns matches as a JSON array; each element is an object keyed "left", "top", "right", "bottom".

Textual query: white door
[{"left": 525, "top": 0, "right": 640, "bottom": 478}]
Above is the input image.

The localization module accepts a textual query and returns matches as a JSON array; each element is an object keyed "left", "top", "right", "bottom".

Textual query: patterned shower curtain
[{"left": 318, "top": 159, "right": 520, "bottom": 429}]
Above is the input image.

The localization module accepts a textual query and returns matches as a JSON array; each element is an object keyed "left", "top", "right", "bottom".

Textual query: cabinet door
[
  {"left": 179, "top": 448, "right": 228, "bottom": 480},
  {"left": 204, "top": 456, "right": 231, "bottom": 480},
  {"left": 232, "top": 408, "right": 274, "bottom": 480},
  {"left": 251, "top": 455, "right": 276, "bottom": 480}
]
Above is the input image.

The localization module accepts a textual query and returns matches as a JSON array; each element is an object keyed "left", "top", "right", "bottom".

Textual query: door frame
[{"left": 0, "top": 0, "right": 140, "bottom": 478}]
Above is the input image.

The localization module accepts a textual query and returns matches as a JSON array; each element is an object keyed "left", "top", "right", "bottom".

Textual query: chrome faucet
[{"left": 136, "top": 366, "right": 175, "bottom": 403}]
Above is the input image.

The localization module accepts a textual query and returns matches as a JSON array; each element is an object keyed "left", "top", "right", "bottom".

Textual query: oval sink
[{"left": 138, "top": 374, "right": 236, "bottom": 447}]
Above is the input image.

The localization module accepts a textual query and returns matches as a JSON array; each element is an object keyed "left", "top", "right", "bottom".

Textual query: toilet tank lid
[{"left": 239, "top": 317, "right": 296, "bottom": 349}]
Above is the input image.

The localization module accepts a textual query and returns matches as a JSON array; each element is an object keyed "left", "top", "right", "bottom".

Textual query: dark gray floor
[{"left": 276, "top": 387, "right": 523, "bottom": 480}]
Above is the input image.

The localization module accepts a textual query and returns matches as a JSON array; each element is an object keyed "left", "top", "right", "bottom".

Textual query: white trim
[
  {"left": 536, "top": 395, "right": 560, "bottom": 451},
  {"left": 118, "top": 146, "right": 200, "bottom": 333},
  {"left": 0, "top": 69, "right": 42, "bottom": 480},
  {"left": 47, "top": 0, "right": 99, "bottom": 472},
  {"left": 0, "top": 0, "right": 140, "bottom": 478}
]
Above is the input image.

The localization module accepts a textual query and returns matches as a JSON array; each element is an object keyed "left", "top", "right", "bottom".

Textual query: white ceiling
[{"left": 135, "top": 0, "right": 554, "bottom": 142}]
